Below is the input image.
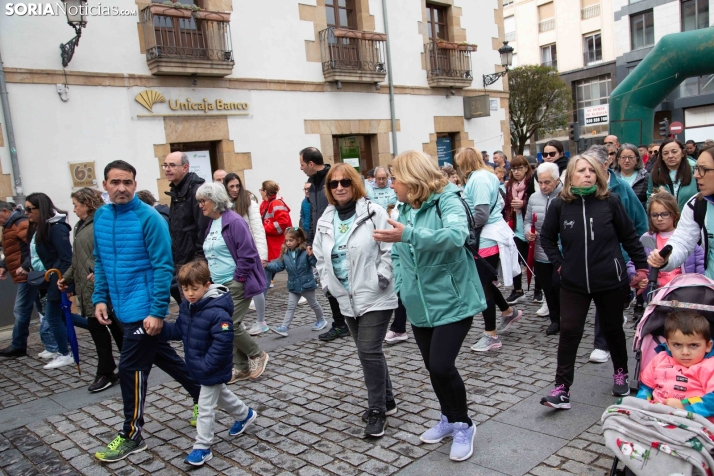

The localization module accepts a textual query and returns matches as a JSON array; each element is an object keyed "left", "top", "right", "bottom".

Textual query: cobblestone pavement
[{"left": 0, "top": 276, "right": 636, "bottom": 476}]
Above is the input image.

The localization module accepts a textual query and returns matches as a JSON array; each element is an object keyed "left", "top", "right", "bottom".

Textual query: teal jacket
[
  {"left": 646, "top": 158, "right": 698, "bottom": 211},
  {"left": 392, "top": 183, "right": 486, "bottom": 328}
]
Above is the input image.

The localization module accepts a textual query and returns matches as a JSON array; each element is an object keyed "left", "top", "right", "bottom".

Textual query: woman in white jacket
[
  {"left": 314, "top": 163, "right": 397, "bottom": 439},
  {"left": 225, "top": 173, "right": 270, "bottom": 335}
]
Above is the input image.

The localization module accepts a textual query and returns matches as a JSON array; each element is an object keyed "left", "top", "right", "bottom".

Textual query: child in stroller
[{"left": 604, "top": 275, "right": 714, "bottom": 476}]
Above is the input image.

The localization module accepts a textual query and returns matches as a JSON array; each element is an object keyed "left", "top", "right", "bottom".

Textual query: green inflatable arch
[{"left": 609, "top": 27, "right": 714, "bottom": 146}]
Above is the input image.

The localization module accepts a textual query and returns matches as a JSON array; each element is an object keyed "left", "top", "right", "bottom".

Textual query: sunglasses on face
[
  {"left": 542, "top": 151, "right": 558, "bottom": 158},
  {"left": 328, "top": 179, "right": 352, "bottom": 189},
  {"left": 24, "top": 206, "right": 36, "bottom": 213}
]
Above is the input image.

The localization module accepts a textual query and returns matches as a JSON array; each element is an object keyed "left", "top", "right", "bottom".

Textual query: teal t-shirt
[
  {"left": 515, "top": 211, "right": 525, "bottom": 241},
  {"left": 369, "top": 186, "right": 397, "bottom": 209},
  {"left": 620, "top": 172, "right": 637, "bottom": 188},
  {"left": 30, "top": 235, "right": 45, "bottom": 272},
  {"left": 669, "top": 169, "right": 681, "bottom": 196},
  {"left": 203, "top": 217, "right": 236, "bottom": 285},
  {"left": 332, "top": 213, "right": 356, "bottom": 292},
  {"left": 706, "top": 202, "right": 714, "bottom": 280},
  {"left": 464, "top": 169, "right": 503, "bottom": 249}
]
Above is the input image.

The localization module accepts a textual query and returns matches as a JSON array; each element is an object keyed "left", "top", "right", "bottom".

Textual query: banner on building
[
  {"left": 584, "top": 105, "right": 609, "bottom": 125},
  {"left": 437, "top": 137, "right": 453, "bottom": 167},
  {"left": 69, "top": 161, "right": 97, "bottom": 188},
  {"left": 187, "top": 151, "right": 212, "bottom": 183}
]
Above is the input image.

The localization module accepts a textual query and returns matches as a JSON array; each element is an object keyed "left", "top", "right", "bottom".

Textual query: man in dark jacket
[
  {"left": 0, "top": 201, "right": 34, "bottom": 357},
  {"left": 299, "top": 147, "right": 349, "bottom": 341},
  {"left": 163, "top": 152, "right": 211, "bottom": 273}
]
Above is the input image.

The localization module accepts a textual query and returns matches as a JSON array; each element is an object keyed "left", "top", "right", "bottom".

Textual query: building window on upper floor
[
  {"left": 503, "top": 0, "right": 514, "bottom": 6},
  {"left": 630, "top": 10, "right": 654, "bottom": 50},
  {"left": 326, "top": 0, "right": 356, "bottom": 29},
  {"left": 575, "top": 74, "right": 612, "bottom": 134},
  {"left": 680, "top": 74, "right": 714, "bottom": 97},
  {"left": 541, "top": 44, "right": 557, "bottom": 69},
  {"left": 504, "top": 15, "right": 516, "bottom": 41},
  {"left": 581, "top": 0, "right": 600, "bottom": 20},
  {"left": 426, "top": 3, "right": 448, "bottom": 40},
  {"left": 583, "top": 32, "right": 602, "bottom": 66},
  {"left": 682, "top": 0, "right": 709, "bottom": 32},
  {"left": 538, "top": 2, "right": 555, "bottom": 32}
]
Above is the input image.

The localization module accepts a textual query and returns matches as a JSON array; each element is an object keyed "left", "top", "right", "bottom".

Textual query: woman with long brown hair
[{"left": 647, "top": 138, "right": 698, "bottom": 211}]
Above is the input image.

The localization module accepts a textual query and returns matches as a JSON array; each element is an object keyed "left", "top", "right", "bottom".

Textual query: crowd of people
[{"left": 0, "top": 136, "right": 712, "bottom": 466}]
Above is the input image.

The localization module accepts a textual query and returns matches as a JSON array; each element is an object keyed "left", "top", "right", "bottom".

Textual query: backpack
[{"left": 688, "top": 197, "right": 709, "bottom": 270}]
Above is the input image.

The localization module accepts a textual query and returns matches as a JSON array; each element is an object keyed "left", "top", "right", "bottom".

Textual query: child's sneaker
[
  {"left": 449, "top": 422, "right": 476, "bottom": 462},
  {"left": 185, "top": 448, "right": 212, "bottom": 466},
  {"left": 496, "top": 309, "right": 523, "bottom": 333},
  {"left": 229, "top": 408, "right": 258, "bottom": 436},
  {"left": 612, "top": 368, "right": 630, "bottom": 396},
  {"left": 419, "top": 414, "right": 454, "bottom": 443},
  {"left": 540, "top": 384, "right": 570, "bottom": 409},
  {"left": 248, "top": 322, "right": 269, "bottom": 336},
  {"left": 312, "top": 320, "right": 327, "bottom": 331},
  {"left": 271, "top": 326, "right": 289, "bottom": 337}
]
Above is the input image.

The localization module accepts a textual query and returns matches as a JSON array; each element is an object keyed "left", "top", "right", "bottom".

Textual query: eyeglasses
[
  {"left": 650, "top": 212, "right": 671, "bottom": 220},
  {"left": 649, "top": 150, "right": 658, "bottom": 155},
  {"left": 24, "top": 206, "right": 36, "bottom": 213},
  {"left": 511, "top": 166, "right": 527, "bottom": 172},
  {"left": 694, "top": 165, "right": 714, "bottom": 177},
  {"left": 619, "top": 156, "right": 637, "bottom": 162},
  {"left": 542, "top": 151, "right": 559, "bottom": 158},
  {"left": 328, "top": 179, "right": 352, "bottom": 189},
  {"left": 258, "top": 188, "right": 265, "bottom": 192},
  {"left": 197, "top": 199, "right": 206, "bottom": 206},
  {"left": 303, "top": 188, "right": 311, "bottom": 192},
  {"left": 161, "top": 163, "right": 181, "bottom": 169},
  {"left": 608, "top": 152, "right": 616, "bottom": 157}
]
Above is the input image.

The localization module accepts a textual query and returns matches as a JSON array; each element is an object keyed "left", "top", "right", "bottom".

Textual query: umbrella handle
[{"left": 45, "top": 268, "right": 63, "bottom": 282}]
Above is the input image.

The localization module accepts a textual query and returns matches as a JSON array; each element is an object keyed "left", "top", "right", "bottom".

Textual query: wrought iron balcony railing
[
  {"left": 425, "top": 41, "right": 474, "bottom": 88},
  {"left": 584, "top": 50, "right": 603, "bottom": 66},
  {"left": 319, "top": 27, "right": 387, "bottom": 84},
  {"left": 140, "top": 5, "right": 234, "bottom": 76}
]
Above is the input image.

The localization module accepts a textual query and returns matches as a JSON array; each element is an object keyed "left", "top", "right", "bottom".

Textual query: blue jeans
[
  {"left": 10, "top": 283, "right": 39, "bottom": 350},
  {"left": 44, "top": 300, "right": 68, "bottom": 355},
  {"left": 40, "top": 314, "right": 59, "bottom": 353}
]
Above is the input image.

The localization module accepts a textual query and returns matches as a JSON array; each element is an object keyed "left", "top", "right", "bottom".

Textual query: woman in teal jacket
[
  {"left": 374, "top": 150, "right": 486, "bottom": 463},
  {"left": 647, "top": 138, "right": 698, "bottom": 211}
]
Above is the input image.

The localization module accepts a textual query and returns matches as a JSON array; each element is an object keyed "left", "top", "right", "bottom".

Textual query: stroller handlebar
[{"left": 647, "top": 245, "right": 673, "bottom": 289}]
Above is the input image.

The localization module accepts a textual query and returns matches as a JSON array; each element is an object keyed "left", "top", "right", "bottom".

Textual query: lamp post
[
  {"left": 59, "top": 0, "right": 87, "bottom": 68},
  {"left": 483, "top": 41, "right": 514, "bottom": 87}
]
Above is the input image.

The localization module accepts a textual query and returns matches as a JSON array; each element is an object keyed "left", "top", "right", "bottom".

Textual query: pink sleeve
[{"left": 640, "top": 353, "right": 662, "bottom": 389}]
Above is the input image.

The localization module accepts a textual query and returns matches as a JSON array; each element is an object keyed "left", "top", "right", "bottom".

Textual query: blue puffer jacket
[
  {"left": 93, "top": 196, "right": 174, "bottom": 323},
  {"left": 161, "top": 285, "right": 234, "bottom": 386},
  {"left": 265, "top": 248, "right": 317, "bottom": 294}
]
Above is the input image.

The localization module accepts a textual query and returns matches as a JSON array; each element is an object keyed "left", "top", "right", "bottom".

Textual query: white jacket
[
  {"left": 314, "top": 198, "right": 397, "bottom": 317},
  {"left": 244, "top": 199, "right": 268, "bottom": 261},
  {"left": 663, "top": 195, "right": 709, "bottom": 273},
  {"left": 480, "top": 219, "right": 521, "bottom": 287}
]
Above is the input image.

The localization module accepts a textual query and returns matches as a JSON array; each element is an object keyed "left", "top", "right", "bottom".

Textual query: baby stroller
[{"left": 606, "top": 273, "right": 714, "bottom": 476}]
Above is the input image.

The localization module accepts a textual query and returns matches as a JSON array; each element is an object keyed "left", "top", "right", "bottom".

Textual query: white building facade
[{"left": 0, "top": 0, "right": 509, "bottom": 225}]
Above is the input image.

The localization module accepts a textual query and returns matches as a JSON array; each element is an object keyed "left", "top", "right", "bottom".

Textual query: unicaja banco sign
[{"left": 134, "top": 89, "right": 250, "bottom": 116}]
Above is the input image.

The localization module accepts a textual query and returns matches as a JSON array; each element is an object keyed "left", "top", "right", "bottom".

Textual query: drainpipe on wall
[
  {"left": 381, "top": 0, "right": 398, "bottom": 156},
  {"left": 0, "top": 47, "right": 24, "bottom": 203}
]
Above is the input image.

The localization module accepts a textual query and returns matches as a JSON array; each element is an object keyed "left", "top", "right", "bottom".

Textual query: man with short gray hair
[
  {"left": 368, "top": 167, "right": 397, "bottom": 209},
  {"left": 493, "top": 151, "right": 509, "bottom": 171}
]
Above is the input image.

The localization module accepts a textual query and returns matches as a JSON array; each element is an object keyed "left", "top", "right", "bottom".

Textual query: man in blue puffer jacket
[{"left": 92, "top": 160, "right": 201, "bottom": 463}]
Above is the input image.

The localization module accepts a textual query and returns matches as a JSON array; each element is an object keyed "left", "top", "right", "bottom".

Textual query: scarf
[
  {"left": 572, "top": 185, "right": 597, "bottom": 196},
  {"left": 511, "top": 179, "right": 527, "bottom": 200},
  {"left": 335, "top": 200, "right": 357, "bottom": 221}
]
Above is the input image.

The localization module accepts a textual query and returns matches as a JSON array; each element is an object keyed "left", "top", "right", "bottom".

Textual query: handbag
[{"left": 27, "top": 270, "right": 49, "bottom": 289}]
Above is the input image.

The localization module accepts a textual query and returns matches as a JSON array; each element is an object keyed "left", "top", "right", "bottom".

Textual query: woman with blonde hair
[
  {"left": 313, "top": 163, "right": 397, "bottom": 438},
  {"left": 539, "top": 154, "right": 648, "bottom": 409},
  {"left": 454, "top": 147, "right": 522, "bottom": 353},
  {"left": 374, "top": 150, "right": 485, "bottom": 461}
]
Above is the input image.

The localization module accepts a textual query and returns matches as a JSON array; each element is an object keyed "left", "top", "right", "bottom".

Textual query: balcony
[
  {"left": 140, "top": 5, "right": 234, "bottom": 77},
  {"left": 425, "top": 41, "right": 474, "bottom": 89},
  {"left": 581, "top": 4, "right": 600, "bottom": 20},
  {"left": 583, "top": 50, "right": 603, "bottom": 66},
  {"left": 318, "top": 27, "right": 387, "bottom": 85},
  {"left": 505, "top": 31, "right": 516, "bottom": 42},
  {"left": 541, "top": 60, "right": 558, "bottom": 70},
  {"left": 539, "top": 18, "right": 555, "bottom": 32}
]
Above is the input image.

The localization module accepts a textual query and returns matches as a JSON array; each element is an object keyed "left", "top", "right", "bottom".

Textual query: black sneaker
[
  {"left": 612, "top": 369, "right": 630, "bottom": 396},
  {"left": 89, "top": 374, "right": 118, "bottom": 393},
  {"left": 540, "top": 385, "right": 570, "bottom": 409},
  {"left": 505, "top": 290, "right": 526, "bottom": 305},
  {"left": 0, "top": 346, "right": 26, "bottom": 358},
  {"left": 364, "top": 410, "right": 387, "bottom": 438},
  {"left": 533, "top": 289, "right": 543, "bottom": 303},
  {"left": 318, "top": 326, "right": 350, "bottom": 342},
  {"left": 545, "top": 322, "right": 560, "bottom": 336},
  {"left": 362, "top": 399, "right": 397, "bottom": 422}
]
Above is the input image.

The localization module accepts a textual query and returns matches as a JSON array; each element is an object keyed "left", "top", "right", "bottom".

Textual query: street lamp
[
  {"left": 483, "top": 41, "right": 514, "bottom": 87},
  {"left": 59, "top": 0, "right": 88, "bottom": 68}
]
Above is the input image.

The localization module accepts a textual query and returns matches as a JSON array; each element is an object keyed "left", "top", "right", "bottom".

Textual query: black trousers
[
  {"left": 534, "top": 261, "right": 560, "bottom": 323},
  {"left": 87, "top": 316, "right": 124, "bottom": 376},
  {"left": 593, "top": 285, "right": 632, "bottom": 351},
  {"left": 412, "top": 317, "right": 473, "bottom": 424},
  {"left": 327, "top": 295, "right": 346, "bottom": 329},
  {"left": 476, "top": 254, "right": 509, "bottom": 332},
  {"left": 389, "top": 297, "right": 408, "bottom": 334},
  {"left": 119, "top": 321, "right": 200, "bottom": 441},
  {"left": 512, "top": 237, "right": 541, "bottom": 293},
  {"left": 556, "top": 287, "right": 629, "bottom": 389}
]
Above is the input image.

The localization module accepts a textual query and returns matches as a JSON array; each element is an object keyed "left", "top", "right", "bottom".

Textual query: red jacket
[{"left": 260, "top": 197, "right": 292, "bottom": 261}]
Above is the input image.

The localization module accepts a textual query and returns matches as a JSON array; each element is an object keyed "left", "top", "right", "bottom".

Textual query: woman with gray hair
[
  {"left": 196, "top": 182, "right": 270, "bottom": 382},
  {"left": 613, "top": 143, "right": 648, "bottom": 209}
]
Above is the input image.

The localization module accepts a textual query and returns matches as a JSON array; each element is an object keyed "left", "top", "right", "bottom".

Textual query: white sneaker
[
  {"left": 44, "top": 353, "right": 74, "bottom": 369},
  {"left": 249, "top": 300, "right": 256, "bottom": 311},
  {"left": 248, "top": 322, "right": 269, "bottom": 336},
  {"left": 589, "top": 349, "right": 610, "bottom": 363},
  {"left": 298, "top": 296, "right": 307, "bottom": 305},
  {"left": 37, "top": 350, "right": 57, "bottom": 359},
  {"left": 384, "top": 331, "right": 408, "bottom": 344},
  {"left": 536, "top": 302, "right": 549, "bottom": 317}
]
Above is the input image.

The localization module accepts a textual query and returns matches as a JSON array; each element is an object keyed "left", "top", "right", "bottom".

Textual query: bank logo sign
[{"left": 133, "top": 89, "right": 250, "bottom": 116}]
